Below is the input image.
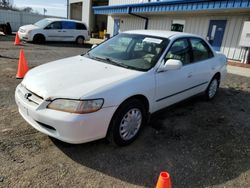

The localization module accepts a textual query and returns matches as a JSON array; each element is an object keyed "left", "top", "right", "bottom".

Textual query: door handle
[
  {"left": 187, "top": 73, "right": 193, "bottom": 78},
  {"left": 62, "top": 31, "right": 66, "bottom": 32},
  {"left": 58, "top": 31, "right": 62, "bottom": 32}
]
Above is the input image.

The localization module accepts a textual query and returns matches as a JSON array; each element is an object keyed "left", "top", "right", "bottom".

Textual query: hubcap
[
  {"left": 77, "top": 37, "right": 84, "bottom": 44},
  {"left": 119, "top": 108, "right": 142, "bottom": 141},
  {"left": 208, "top": 79, "right": 218, "bottom": 98}
]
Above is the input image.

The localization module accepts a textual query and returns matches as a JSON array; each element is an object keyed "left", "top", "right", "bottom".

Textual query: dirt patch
[
  {"left": 228, "top": 61, "right": 250, "bottom": 69},
  {"left": 0, "top": 41, "right": 250, "bottom": 188}
]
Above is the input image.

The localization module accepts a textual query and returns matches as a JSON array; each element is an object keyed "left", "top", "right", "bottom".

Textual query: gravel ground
[{"left": 0, "top": 37, "right": 250, "bottom": 188}]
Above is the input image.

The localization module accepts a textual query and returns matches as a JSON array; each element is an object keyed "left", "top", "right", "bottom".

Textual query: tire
[
  {"left": 205, "top": 75, "right": 220, "bottom": 100},
  {"left": 76, "top": 36, "right": 85, "bottom": 45},
  {"left": 33, "top": 34, "right": 45, "bottom": 44},
  {"left": 107, "top": 99, "right": 147, "bottom": 146}
]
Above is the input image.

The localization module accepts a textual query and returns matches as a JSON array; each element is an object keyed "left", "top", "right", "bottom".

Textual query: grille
[{"left": 18, "top": 84, "right": 44, "bottom": 105}]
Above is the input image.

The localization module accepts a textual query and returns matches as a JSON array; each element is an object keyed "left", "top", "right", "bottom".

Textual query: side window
[
  {"left": 62, "top": 21, "right": 76, "bottom": 29},
  {"left": 46, "top": 21, "right": 62, "bottom": 30},
  {"left": 165, "top": 38, "right": 191, "bottom": 65},
  {"left": 76, "top": 23, "right": 87, "bottom": 30},
  {"left": 190, "top": 38, "right": 214, "bottom": 62}
]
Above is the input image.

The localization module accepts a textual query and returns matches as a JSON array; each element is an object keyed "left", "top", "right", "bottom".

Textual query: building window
[{"left": 171, "top": 19, "right": 185, "bottom": 32}]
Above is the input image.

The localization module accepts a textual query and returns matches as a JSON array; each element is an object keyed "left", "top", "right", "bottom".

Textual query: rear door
[
  {"left": 44, "top": 21, "right": 63, "bottom": 41},
  {"left": 188, "top": 37, "right": 215, "bottom": 93}
]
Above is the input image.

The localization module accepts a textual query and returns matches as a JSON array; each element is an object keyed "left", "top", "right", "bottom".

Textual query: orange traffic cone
[
  {"left": 156, "top": 172, "right": 172, "bottom": 188},
  {"left": 14, "top": 33, "right": 21, "bottom": 45},
  {"left": 16, "top": 49, "right": 29, "bottom": 79}
]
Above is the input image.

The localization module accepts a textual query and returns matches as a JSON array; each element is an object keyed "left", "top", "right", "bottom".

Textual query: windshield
[
  {"left": 86, "top": 33, "right": 169, "bottom": 71},
  {"left": 34, "top": 19, "right": 52, "bottom": 28}
]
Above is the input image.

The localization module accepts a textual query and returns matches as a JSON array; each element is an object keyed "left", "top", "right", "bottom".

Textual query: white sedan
[{"left": 15, "top": 30, "right": 227, "bottom": 146}]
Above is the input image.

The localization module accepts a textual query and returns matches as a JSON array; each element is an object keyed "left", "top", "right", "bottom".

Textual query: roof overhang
[{"left": 93, "top": 0, "right": 250, "bottom": 15}]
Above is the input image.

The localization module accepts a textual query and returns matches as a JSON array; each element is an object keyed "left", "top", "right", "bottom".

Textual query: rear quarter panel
[{"left": 213, "top": 52, "right": 227, "bottom": 81}]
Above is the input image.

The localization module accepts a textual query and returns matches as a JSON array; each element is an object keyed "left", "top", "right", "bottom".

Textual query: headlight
[{"left": 47, "top": 99, "right": 104, "bottom": 114}]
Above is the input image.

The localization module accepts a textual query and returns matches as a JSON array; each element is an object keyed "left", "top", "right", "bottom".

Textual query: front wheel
[
  {"left": 33, "top": 34, "right": 45, "bottom": 44},
  {"left": 205, "top": 76, "right": 220, "bottom": 100},
  {"left": 107, "top": 99, "right": 147, "bottom": 146}
]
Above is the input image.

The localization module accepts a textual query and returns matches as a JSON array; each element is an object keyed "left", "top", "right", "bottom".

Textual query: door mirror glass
[{"left": 159, "top": 59, "right": 182, "bottom": 72}]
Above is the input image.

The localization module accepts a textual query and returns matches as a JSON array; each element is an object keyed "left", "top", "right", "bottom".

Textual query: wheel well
[
  {"left": 76, "top": 35, "right": 85, "bottom": 40},
  {"left": 213, "top": 72, "right": 221, "bottom": 81},
  {"left": 106, "top": 95, "right": 150, "bottom": 139},
  {"left": 120, "top": 95, "right": 149, "bottom": 113},
  {"left": 33, "top": 33, "right": 45, "bottom": 40}
]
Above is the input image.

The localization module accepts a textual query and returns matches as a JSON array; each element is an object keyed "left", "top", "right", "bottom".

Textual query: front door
[
  {"left": 113, "top": 19, "right": 120, "bottom": 36},
  {"left": 44, "top": 21, "right": 64, "bottom": 41},
  {"left": 155, "top": 38, "right": 195, "bottom": 111},
  {"left": 207, "top": 20, "right": 227, "bottom": 51}
]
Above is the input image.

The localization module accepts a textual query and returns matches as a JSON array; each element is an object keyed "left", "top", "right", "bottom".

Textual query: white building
[{"left": 69, "top": 0, "right": 250, "bottom": 62}]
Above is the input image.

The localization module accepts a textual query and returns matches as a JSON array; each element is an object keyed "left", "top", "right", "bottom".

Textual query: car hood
[
  {"left": 19, "top": 24, "right": 39, "bottom": 31},
  {"left": 22, "top": 55, "right": 142, "bottom": 100}
]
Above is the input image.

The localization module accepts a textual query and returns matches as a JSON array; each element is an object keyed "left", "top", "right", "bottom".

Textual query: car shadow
[
  {"left": 52, "top": 87, "right": 250, "bottom": 188},
  {"left": 31, "top": 41, "right": 93, "bottom": 49}
]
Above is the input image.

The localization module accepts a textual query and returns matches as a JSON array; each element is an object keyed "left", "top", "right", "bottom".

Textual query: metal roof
[{"left": 93, "top": 0, "right": 250, "bottom": 15}]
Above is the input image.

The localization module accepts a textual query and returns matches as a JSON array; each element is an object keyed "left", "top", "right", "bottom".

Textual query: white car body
[
  {"left": 15, "top": 30, "right": 227, "bottom": 144},
  {"left": 18, "top": 18, "right": 90, "bottom": 42}
]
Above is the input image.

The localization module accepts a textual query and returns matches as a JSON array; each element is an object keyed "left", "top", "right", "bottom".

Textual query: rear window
[
  {"left": 76, "top": 23, "right": 87, "bottom": 30},
  {"left": 62, "top": 21, "right": 76, "bottom": 29}
]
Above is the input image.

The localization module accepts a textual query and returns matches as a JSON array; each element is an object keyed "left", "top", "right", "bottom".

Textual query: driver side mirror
[
  {"left": 158, "top": 59, "right": 183, "bottom": 72},
  {"left": 91, "top": 44, "right": 98, "bottom": 49},
  {"left": 44, "top": 26, "right": 52, "bottom": 30}
]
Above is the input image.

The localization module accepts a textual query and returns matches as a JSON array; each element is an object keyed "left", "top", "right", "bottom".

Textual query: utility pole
[
  {"left": 43, "top": 8, "right": 47, "bottom": 16},
  {"left": 67, "top": 0, "right": 69, "bottom": 19}
]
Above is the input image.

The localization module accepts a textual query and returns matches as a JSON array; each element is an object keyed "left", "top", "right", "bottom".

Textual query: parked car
[
  {"left": 0, "top": 22, "right": 12, "bottom": 35},
  {"left": 15, "top": 30, "right": 227, "bottom": 146},
  {"left": 18, "top": 18, "right": 90, "bottom": 44}
]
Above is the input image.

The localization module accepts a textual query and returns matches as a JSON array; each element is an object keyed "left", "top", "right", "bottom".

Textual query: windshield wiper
[
  {"left": 85, "top": 53, "right": 144, "bottom": 71},
  {"left": 86, "top": 53, "right": 128, "bottom": 68},
  {"left": 104, "top": 57, "right": 129, "bottom": 68}
]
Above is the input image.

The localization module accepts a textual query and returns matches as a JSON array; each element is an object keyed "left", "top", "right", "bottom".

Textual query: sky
[{"left": 13, "top": 0, "right": 67, "bottom": 17}]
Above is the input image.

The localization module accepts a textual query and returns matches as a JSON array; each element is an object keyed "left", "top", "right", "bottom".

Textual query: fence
[{"left": 0, "top": 9, "right": 61, "bottom": 32}]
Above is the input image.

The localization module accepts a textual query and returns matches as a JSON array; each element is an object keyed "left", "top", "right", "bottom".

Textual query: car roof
[
  {"left": 123, "top": 30, "right": 201, "bottom": 39},
  {"left": 44, "top": 18, "right": 86, "bottom": 24}
]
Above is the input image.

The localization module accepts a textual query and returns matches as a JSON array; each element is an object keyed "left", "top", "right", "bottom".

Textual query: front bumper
[
  {"left": 15, "top": 84, "right": 117, "bottom": 144},
  {"left": 18, "top": 31, "right": 31, "bottom": 41}
]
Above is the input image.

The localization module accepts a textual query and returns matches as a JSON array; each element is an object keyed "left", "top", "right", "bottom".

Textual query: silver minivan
[{"left": 18, "top": 18, "right": 90, "bottom": 44}]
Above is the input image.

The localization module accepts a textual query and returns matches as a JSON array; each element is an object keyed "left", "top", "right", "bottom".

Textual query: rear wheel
[
  {"left": 107, "top": 99, "right": 147, "bottom": 146},
  {"left": 205, "top": 76, "right": 220, "bottom": 100},
  {"left": 76, "top": 36, "right": 85, "bottom": 45},
  {"left": 33, "top": 34, "right": 45, "bottom": 44}
]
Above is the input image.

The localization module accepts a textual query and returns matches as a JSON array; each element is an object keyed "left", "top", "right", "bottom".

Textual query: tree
[
  {"left": 0, "top": 0, "right": 10, "bottom": 8},
  {"left": 22, "top": 7, "right": 33, "bottom": 13}
]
